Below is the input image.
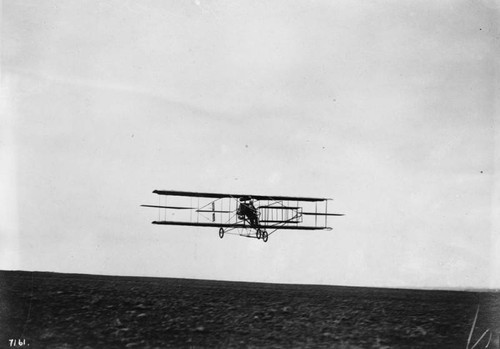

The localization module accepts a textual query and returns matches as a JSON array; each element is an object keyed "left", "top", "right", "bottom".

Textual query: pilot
[
  {"left": 246, "top": 199, "right": 259, "bottom": 228},
  {"left": 239, "top": 199, "right": 259, "bottom": 228}
]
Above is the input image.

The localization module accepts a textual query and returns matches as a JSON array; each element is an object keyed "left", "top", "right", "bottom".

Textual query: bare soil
[{"left": 1, "top": 271, "right": 499, "bottom": 348}]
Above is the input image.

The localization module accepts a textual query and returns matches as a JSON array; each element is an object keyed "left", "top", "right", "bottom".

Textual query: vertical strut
[
  {"left": 212, "top": 202, "right": 215, "bottom": 222},
  {"left": 315, "top": 202, "right": 317, "bottom": 227},
  {"left": 325, "top": 200, "right": 328, "bottom": 228},
  {"left": 297, "top": 200, "right": 299, "bottom": 226},
  {"left": 166, "top": 196, "right": 169, "bottom": 220}
]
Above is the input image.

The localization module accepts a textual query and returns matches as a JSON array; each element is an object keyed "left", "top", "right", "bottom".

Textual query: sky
[{"left": 1, "top": 0, "right": 499, "bottom": 289}]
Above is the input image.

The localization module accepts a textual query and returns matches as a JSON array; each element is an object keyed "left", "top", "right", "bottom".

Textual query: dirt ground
[{"left": 1, "top": 271, "right": 499, "bottom": 348}]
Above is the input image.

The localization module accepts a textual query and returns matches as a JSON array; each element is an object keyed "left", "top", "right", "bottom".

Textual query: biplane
[{"left": 141, "top": 190, "right": 343, "bottom": 242}]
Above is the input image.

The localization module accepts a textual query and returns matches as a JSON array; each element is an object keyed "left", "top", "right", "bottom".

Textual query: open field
[{"left": 1, "top": 270, "right": 499, "bottom": 348}]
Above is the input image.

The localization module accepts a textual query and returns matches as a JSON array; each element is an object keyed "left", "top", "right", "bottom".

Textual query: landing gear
[
  {"left": 219, "top": 227, "right": 224, "bottom": 239},
  {"left": 256, "top": 229, "right": 262, "bottom": 239},
  {"left": 262, "top": 230, "right": 268, "bottom": 242}
]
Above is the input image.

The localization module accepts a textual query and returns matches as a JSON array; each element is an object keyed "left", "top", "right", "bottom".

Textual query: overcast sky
[{"left": 1, "top": 0, "right": 499, "bottom": 289}]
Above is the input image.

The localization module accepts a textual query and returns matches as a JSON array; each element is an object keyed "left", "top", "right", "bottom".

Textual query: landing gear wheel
[
  {"left": 256, "top": 229, "right": 262, "bottom": 239},
  {"left": 262, "top": 230, "right": 268, "bottom": 242},
  {"left": 219, "top": 227, "right": 224, "bottom": 239}
]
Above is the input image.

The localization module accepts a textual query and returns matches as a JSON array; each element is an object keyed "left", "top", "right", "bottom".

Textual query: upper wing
[
  {"left": 140, "top": 204, "right": 194, "bottom": 210},
  {"left": 152, "top": 190, "right": 330, "bottom": 202},
  {"left": 302, "top": 212, "right": 345, "bottom": 216}
]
